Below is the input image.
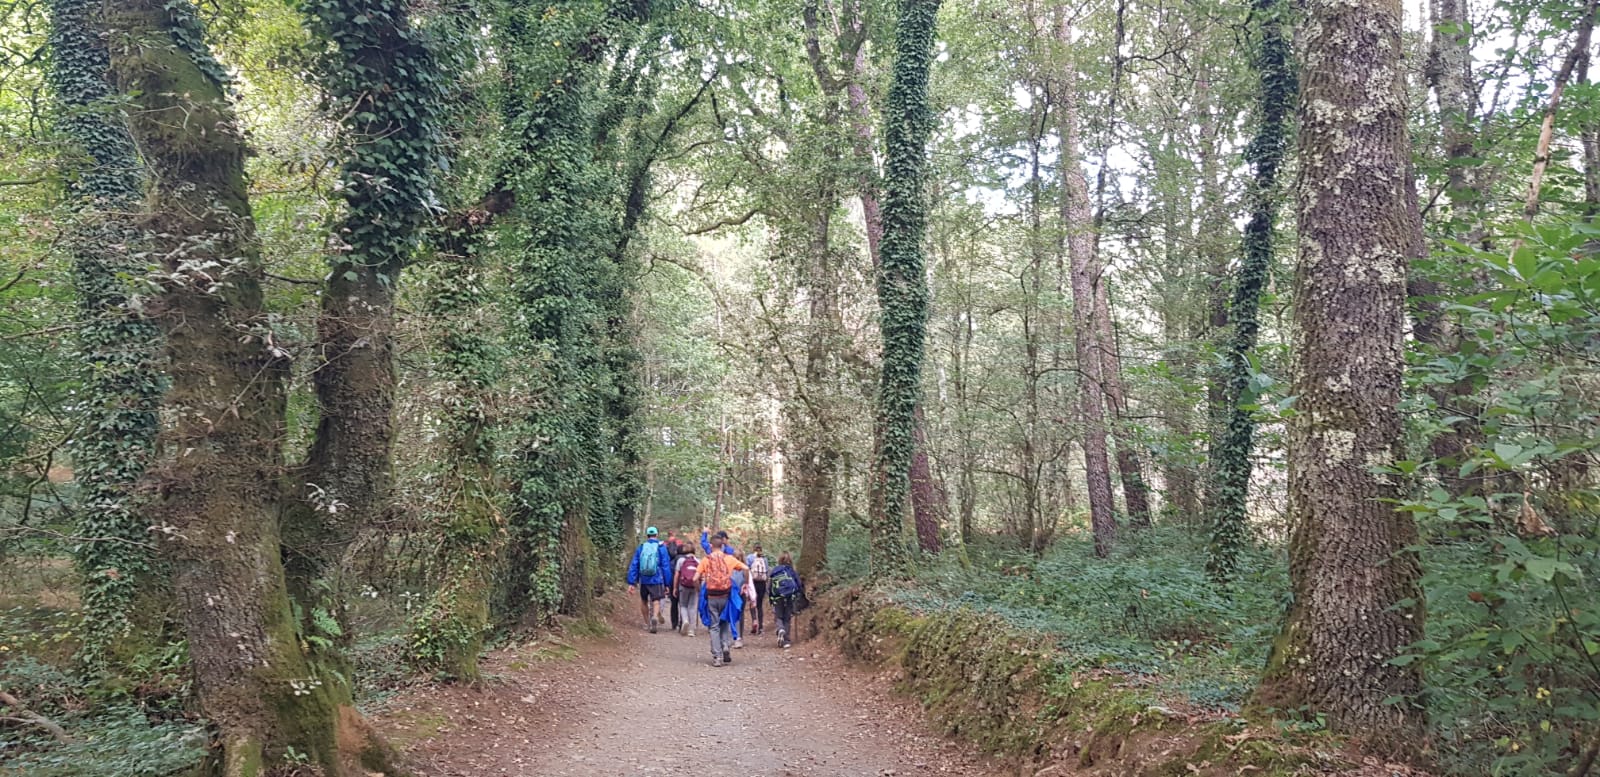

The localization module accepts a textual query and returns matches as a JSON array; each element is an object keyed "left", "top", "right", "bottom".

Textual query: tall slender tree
[
  {"left": 869, "top": 0, "right": 943, "bottom": 575},
  {"left": 1253, "top": 0, "right": 1426, "bottom": 743},
  {"left": 1205, "top": 0, "right": 1295, "bottom": 583},
  {"left": 1055, "top": 12, "right": 1117, "bottom": 558}
]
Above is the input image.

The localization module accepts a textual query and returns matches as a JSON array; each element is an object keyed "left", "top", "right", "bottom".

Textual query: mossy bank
[{"left": 807, "top": 586, "right": 1429, "bottom": 777}]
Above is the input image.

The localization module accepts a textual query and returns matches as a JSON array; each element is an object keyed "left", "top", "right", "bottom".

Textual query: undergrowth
[
  {"left": 826, "top": 524, "right": 1600, "bottom": 776},
  {"left": 859, "top": 528, "right": 1287, "bottom": 712}
]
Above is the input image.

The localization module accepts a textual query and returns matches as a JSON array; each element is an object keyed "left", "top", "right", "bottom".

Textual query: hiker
[
  {"left": 700, "top": 528, "right": 746, "bottom": 647},
  {"left": 699, "top": 527, "right": 737, "bottom": 558},
  {"left": 745, "top": 544, "right": 769, "bottom": 636},
  {"left": 626, "top": 526, "right": 673, "bottom": 633},
  {"left": 694, "top": 534, "right": 748, "bottom": 667},
  {"left": 665, "top": 531, "right": 684, "bottom": 631},
  {"left": 673, "top": 547, "right": 700, "bottom": 637},
  {"left": 767, "top": 552, "right": 804, "bottom": 648}
]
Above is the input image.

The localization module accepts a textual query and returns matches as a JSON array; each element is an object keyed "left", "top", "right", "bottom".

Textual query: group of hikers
[{"left": 625, "top": 526, "right": 807, "bottom": 667}]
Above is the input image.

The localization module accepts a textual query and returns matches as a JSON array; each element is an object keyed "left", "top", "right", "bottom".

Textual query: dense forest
[{"left": 2, "top": 0, "right": 1598, "bottom": 774}]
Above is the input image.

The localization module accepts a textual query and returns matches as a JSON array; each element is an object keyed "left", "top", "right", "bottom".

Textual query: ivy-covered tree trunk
[
  {"left": 1055, "top": 14, "right": 1117, "bottom": 558},
  {"left": 496, "top": 0, "right": 652, "bottom": 621},
  {"left": 868, "top": 0, "right": 941, "bottom": 576},
  {"left": 1204, "top": 0, "right": 1294, "bottom": 583},
  {"left": 282, "top": 0, "right": 443, "bottom": 643},
  {"left": 105, "top": 2, "right": 395, "bottom": 773},
  {"left": 1253, "top": 0, "right": 1425, "bottom": 745},
  {"left": 48, "top": 0, "right": 164, "bottom": 676},
  {"left": 408, "top": 244, "right": 506, "bottom": 681}
]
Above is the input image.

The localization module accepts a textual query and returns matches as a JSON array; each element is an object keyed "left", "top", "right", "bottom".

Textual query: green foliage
[
  {"left": 1399, "top": 225, "right": 1600, "bottom": 774},
  {"left": 0, "top": 706, "right": 207, "bottom": 777},
  {"left": 298, "top": 0, "right": 444, "bottom": 282},
  {"left": 1203, "top": 0, "right": 1294, "bottom": 584},
  {"left": 881, "top": 528, "right": 1287, "bottom": 709},
  {"left": 870, "top": 0, "right": 942, "bottom": 575},
  {"left": 491, "top": 0, "right": 663, "bottom": 620},
  {"left": 46, "top": 0, "right": 165, "bottom": 675}
]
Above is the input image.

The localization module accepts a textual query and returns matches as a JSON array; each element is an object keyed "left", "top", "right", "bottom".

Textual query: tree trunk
[
  {"left": 796, "top": 444, "right": 838, "bottom": 579},
  {"left": 1205, "top": 0, "right": 1295, "bottom": 583},
  {"left": 910, "top": 408, "right": 944, "bottom": 553},
  {"left": 107, "top": 2, "right": 396, "bottom": 772},
  {"left": 1092, "top": 276, "right": 1151, "bottom": 527},
  {"left": 1417, "top": 0, "right": 1490, "bottom": 501},
  {"left": 408, "top": 230, "right": 505, "bottom": 681},
  {"left": 1253, "top": 0, "right": 1426, "bottom": 745},
  {"left": 49, "top": 0, "right": 164, "bottom": 675},
  {"left": 869, "top": 0, "right": 942, "bottom": 576},
  {"left": 1522, "top": 0, "right": 1600, "bottom": 225},
  {"left": 1055, "top": 14, "right": 1118, "bottom": 558}
]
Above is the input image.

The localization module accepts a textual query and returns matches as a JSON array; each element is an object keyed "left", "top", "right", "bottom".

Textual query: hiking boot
[
  {"left": 776, "top": 627, "right": 787, "bottom": 643},
  {"left": 648, "top": 618, "right": 657, "bottom": 634},
  {"left": 732, "top": 639, "right": 743, "bottom": 649},
  {"left": 712, "top": 655, "right": 723, "bottom": 667},
  {"left": 723, "top": 651, "right": 732, "bottom": 664}
]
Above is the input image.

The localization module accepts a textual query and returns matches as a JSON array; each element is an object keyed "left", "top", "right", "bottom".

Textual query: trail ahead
[{"left": 376, "top": 597, "right": 1002, "bottom": 777}]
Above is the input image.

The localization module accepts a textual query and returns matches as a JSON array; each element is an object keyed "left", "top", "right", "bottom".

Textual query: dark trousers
[
  {"left": 669, "top": 588, "right": 681, "bottom": 629},
  {"left": 773, "top": 596, "right": 794, "bottom": 643},
  {"left": 752, "top": 580, "right": 768, "bottom": 631}
]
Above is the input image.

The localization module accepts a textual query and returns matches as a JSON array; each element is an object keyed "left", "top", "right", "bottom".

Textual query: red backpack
[{"left": 676, "top": 556, "right": 699, "bottom": 588}]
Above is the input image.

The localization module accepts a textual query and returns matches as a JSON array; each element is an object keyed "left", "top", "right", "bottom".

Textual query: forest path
[{"left": 374, "top": 594, "right": 1006, "bottom": 777}]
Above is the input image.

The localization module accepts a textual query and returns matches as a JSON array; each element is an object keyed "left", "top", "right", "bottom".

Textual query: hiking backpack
[
  {"left": 769, "top": 566, "right": 800, "bottom": 598},
  {"left": 700, "top": 553, "right": 734, "bottom": 592},
  {"left": 638, "top": 541, "right": 661, "bottom": 578},
  {"left": 676, "top": 556, "right": 699, "bottom": 588},
  {"left": 749, "top": 555, "right": 769, "bottom": 581}
]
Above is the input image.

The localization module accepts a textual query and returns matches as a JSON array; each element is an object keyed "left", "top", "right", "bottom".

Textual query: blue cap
[{"left": 646, "top": 526, "right": 658, "bottom": 536}]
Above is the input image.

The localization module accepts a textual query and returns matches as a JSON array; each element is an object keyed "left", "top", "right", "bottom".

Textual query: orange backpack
[{"left": 701, "top": 553, "right": 734, "bottom": 592}]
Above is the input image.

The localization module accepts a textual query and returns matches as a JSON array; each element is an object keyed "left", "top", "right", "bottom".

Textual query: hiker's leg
[
  {"left": 754, "top": 581, "right": 767, "bottom": 631},
  {"left": 681, "top": 588, "right": 698, "bottom": 634},
  {"left": 669, "top": 588, "right": 680, "bottom": 629},
  {"left": 706, "top": 594, "right": 729, "bottom": 657}
]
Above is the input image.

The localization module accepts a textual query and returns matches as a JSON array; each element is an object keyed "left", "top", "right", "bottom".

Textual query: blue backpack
[
  {"left": 639, "top": 541, "right": 661, "bottom": 578},
  {"left": 770, "top": 566, "right": 801, "bottom": 598}
]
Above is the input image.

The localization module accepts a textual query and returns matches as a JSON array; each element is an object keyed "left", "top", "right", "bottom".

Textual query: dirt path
[{"left": 375, "top": 596, "right": 1005, "bottom": 777}]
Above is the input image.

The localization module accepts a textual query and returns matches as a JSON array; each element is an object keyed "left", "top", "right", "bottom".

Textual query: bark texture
[
  {"left": 1417, "top": 0, "right": 1489, "bottom": 500},
  {"left": 106, "top": 3, "right": 392, "bottom": 773},
  {"left": 1092, "top": 277, "right": 1150, "bottom": 527},
  {"left": 1253, "top": 0, "right": 1425, "bottom": 744},
  {"left": 283, "top": 0, "right": 442, "bottom": 636},
  {"left": 1055, "top": 15, "right": 1118, "bottom": 557},
  {"left": 107, "top": 5, "right": 404, "bottom": 772}
]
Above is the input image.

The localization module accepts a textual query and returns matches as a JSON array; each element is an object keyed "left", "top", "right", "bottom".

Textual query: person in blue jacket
[
  {"left": 700, "top": 528, "right": 745, "bottom": 646},
  {"left": 627, "top": 526, "right": 673, "bottom": 633}
]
